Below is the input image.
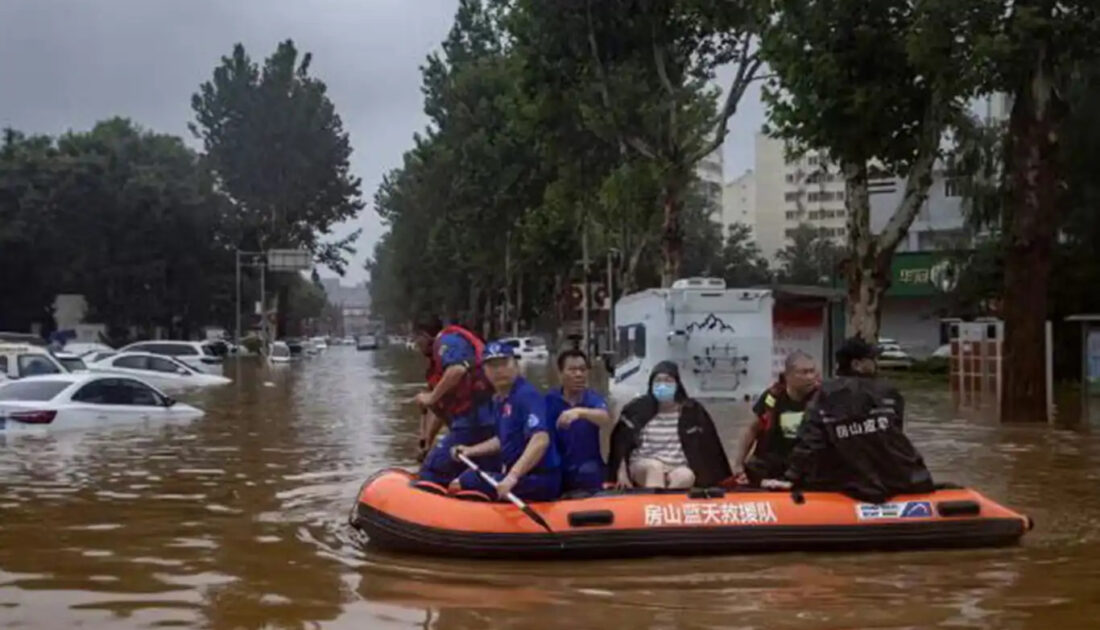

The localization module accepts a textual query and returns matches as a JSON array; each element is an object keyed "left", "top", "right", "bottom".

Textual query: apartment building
[
  {"left": 696, "top": 146, "right": 724, "bottom": 214},
  {"left": 720, "top": 170, "right": 755, "bottom": 237}
]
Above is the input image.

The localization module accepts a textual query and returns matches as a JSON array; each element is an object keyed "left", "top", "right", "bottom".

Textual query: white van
[{"left": 0, "top": 343, "right": 69, "bottom": 382}]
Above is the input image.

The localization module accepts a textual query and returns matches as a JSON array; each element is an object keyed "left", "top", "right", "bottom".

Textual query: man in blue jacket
[
  {"left": 450, "top": 341, "right": 562, "bottom": 501},
  {"left": 546, "top": 349, "right": 612, "bottom": 494}
]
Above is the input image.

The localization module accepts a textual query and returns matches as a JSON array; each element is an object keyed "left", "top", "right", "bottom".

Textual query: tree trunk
[
  {"left": 1000, "top": 44, "right": 1066, "bottom": 423},
  {"left": 842, "top": 160, "right": 888, "bottom": 341},
  {"left": 660, "top": 183, "right": 684, "bottom": 288}
]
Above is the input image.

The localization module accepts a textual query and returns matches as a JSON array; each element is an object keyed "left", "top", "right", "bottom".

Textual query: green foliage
[
  {"left": 369, "top": 0, "right": 769, "bottom": 330},
  {"left": 0, "top": 119, "right": 236, "bottom": 337},
  {"left": 775, "top": 223, "right": 842, "bottom": 286},
  {"left": 720, "top": 223, "right": 773, "bottom": 287},
  {"left": 759, "top": 0, "right": 986, "bottom": 339},
  {"left": 190, "top": 40, "right": 364, "bottom": 273}
]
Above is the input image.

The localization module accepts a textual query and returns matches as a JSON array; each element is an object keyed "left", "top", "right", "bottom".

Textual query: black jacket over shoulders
[
  {"left": 607, "top": 395, "right": 733, "bottom": 488},
  {"left": 785, "top": 375, "right": 934, "bottom": 503}
]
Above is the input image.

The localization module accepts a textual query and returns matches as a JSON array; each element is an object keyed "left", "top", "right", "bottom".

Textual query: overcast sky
[{"left": 0, "top": 0, "right": 765, "bottom": 284}]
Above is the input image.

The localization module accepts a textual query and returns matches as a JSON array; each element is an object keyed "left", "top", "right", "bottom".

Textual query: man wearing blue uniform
[
  {"left": 412, "top": 318, "right": 496, "bottom": 486},
  {"left": 546, "top": 349, "right": 612, "bottom": 494},
  {"left": 450, "top": 341, "right": 562, "bottom": 501}
]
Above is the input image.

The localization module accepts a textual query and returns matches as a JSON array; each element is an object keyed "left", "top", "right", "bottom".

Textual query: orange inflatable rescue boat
[{"left": 349, "top": 468, "right": 1033, "bottom": 559}]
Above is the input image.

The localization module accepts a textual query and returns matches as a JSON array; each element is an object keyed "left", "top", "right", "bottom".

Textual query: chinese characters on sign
[
  {"left": 898, "top": 268, "right": 931, "bottom": 285},
  {"left": 643, "top": 501, "right": 778, "bottom": 527},
  {"left": 833, "top": 416, "right": 891, "bottom": 439}
]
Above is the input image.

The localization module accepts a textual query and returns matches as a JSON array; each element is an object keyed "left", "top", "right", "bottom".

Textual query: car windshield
[
  {"left": 59, "top": 357, "right": 87, "bottom": 371},
  {"left": 527, "top": 337, "right": 547, "bottom": 347},
  {"left": 17, "top": 354, "right": 62, "bottom": 377},
  {"left": 0, "top": 380, "right": 70, "bottom": 401}
]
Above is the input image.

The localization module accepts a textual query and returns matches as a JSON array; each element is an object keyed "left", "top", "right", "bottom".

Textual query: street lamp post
[{"left": 235, "top": 250, "right": 267, "bottom": 351}]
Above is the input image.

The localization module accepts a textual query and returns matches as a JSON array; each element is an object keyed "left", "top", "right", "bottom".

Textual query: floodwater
[{"left": 1, "top": 347, "right": 1098, "bottom": 630}]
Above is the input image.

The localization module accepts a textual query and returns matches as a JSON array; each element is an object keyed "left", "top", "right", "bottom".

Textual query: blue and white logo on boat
[
  {"left": 900, "top": 501, "right": 933, "bottom": 518},
  {"left": 856, "top": 500, "right": 934, "bottom": 520}
]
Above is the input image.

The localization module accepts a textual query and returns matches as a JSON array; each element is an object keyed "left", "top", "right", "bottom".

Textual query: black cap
[{"left": 836, "top": 336, "right": 878, "bottom": 368}]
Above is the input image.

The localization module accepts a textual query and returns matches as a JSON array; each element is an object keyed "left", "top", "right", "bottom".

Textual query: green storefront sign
[
  {"left": 834, "top": 251, "right": 961, "bottom": 297},
  {"left": 887, "top": 252, "right": 959, "bottom": 297}
]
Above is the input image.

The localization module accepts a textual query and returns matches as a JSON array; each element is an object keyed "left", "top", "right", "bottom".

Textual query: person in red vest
[
  {"left": 730, "top": 351, "right": 819, "bottom": 485},
  {"left": 411, "top": 316, "right": 497, "bottom": 485}
]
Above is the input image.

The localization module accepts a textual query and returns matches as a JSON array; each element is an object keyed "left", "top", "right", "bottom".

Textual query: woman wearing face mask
[{"left": 607, "top": 361, "right": 733, "bottom": 489}]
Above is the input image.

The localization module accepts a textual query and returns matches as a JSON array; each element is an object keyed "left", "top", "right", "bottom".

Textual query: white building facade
[{"left": 720, "top": 170, "right": 755, "bottom": 237}]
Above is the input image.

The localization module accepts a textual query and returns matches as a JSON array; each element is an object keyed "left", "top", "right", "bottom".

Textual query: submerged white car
[
  {"left": 500, "top": 336, "right": 550, "bottom": 362},
  {"left": 87, "top": 352, "right": 231, "bottom": 389},
  {"left": 876, "top": 341, "right": 915, "bottom": 369},
  {"left": 118, "top": 340, "right": 224, "bottom": 374},
  {"left": 0, "top": 373, "right": 203, "bottom": 432},
  {"left": 53, "top": 352, "right": 88, "bottom": 373},
  {"left": 0, "top": 343, "right": 69, "bottom": 382},
  {"left": 269, "top": 341, "right": 293, "bottom": 364}
]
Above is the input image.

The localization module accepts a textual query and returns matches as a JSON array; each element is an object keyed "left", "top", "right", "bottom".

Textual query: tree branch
[
  {"left": 586, "top": 0, "right": 657, "bottom": 160},
  {"left": 693, "top": 34, "right": 763, "bottom": 161},
  {"left": 876, "top": 94, "right": 945, "bottom": 254}
]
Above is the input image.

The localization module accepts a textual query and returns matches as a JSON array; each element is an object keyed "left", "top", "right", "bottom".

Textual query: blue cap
[{"left": 483, "top": 340, "right": 516, "bottom": 360}]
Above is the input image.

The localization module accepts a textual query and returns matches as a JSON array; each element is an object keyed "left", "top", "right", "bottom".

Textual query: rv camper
[{"left": 610, "top": 278, "right": 775, "bottom": 405}]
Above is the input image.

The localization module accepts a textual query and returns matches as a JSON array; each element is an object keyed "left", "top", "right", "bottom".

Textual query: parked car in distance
[
  {"left": 1, "top": 343, "right": 69, "bottom": 383},
  {"left": 269, "top": 341, "right": 293, "bottom": 363},
  {"left": 0, "top": 373, "right": 202, "bottom": 432},
  {"left": 82, "top": 350, "right": 118, "bottom": 364},
  {"left": 499, "top": 336, "right": 550, "bottom": 362},
  {"left": 876, "top": 340, "right": 915, "bottom": 369},
  {"left": 63, "top": 342, "right": 114, "bottom": 358},
  {"left": 356, "top": 333, "right": 379, "bottom": 351},
  {"left": 87, "top": 352, "right": 231, "bottom": 389},
  {"left": 119, "top": 340, "right": 223, "bottom": 374},
  {"left": 53, "top": 352, "right": 88, "bottom": 373}
]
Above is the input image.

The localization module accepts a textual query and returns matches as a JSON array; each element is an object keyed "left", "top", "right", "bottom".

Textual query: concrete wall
[{"left": 880, "top": 296, "right": 948, "bottom": 357}]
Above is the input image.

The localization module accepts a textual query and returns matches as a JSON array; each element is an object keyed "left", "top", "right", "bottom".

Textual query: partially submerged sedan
[
  {"left": 0, "top": 374, "right": 203, "bottom": 432},
  {"left": 87, "top": 352, "right": 231, "bottom": 389}
]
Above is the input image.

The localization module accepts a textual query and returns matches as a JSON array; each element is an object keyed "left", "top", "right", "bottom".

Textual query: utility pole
[
  {"left": 581, "top": 218, "right": 590, "bottom": 357},
  {"left": 514, "top": 273, "right": 521, "bottom": 337},
  {"left": 504, "top": 234, "right": 512, "bottom": 337},
  {"left": 259, "top": 256, "right": 267, "bottom": 355},
  {"left": 235, "top": 250, "right": 241, "bottom": 346},
  {"left": 607, "top": 248, "right": 617, "bottom": 355}
]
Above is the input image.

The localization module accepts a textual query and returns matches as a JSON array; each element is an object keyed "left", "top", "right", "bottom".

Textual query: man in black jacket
[{"left": 764, "top": 337, "right": 935, "bottom": 503}]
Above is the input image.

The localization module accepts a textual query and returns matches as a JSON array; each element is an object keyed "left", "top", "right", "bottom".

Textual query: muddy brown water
[{"left": 1, "top": 347, "right": 1098, "bottom": 629}]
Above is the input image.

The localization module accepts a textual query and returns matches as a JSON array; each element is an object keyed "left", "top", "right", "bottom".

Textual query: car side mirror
[{"left": 163, "top": 397, "right": 177, "bottom": 407}]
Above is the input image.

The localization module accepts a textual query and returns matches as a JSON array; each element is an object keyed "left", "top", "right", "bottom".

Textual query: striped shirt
[{"left": 633, "top": 411, "right": 686, "bottom": 467}]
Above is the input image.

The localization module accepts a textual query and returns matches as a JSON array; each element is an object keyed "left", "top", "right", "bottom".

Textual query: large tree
[
  {"left": 190, "top": 40, "right": 364, "bottom": 272},
  {"left": 0, "top": 119, "right": 237, "bottom": 339},
  {"left": 972, "top": 1, "right": 1100, "bottom": 422},
  {"left": 505, "top": 0, "right": 765, "bottom": 287},
  {"left": 760, "top": 0, "right": 985, "bottom": 340}
]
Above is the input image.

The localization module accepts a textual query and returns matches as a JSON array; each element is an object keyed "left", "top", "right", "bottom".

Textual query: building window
[
  {"left": 836, "top": 190, "right": 845, "bottom": 201},
  {"left": 809, "top": 156, "right": 819, "bottom": 166},
  {"left": 785, "top": 211, "right": 797, "bottom": 220},
  {"left": 785, "top": 228, "right": 797, "bottom": 238},
  {"left": 784, "top": 192, "right": 801, "bottom": 202},
  {"left": 785, "top": 174, "right": 794, "bottom": 183},
  {"left": 838, "top": 228, "right": 846, "bottom": 237}
]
